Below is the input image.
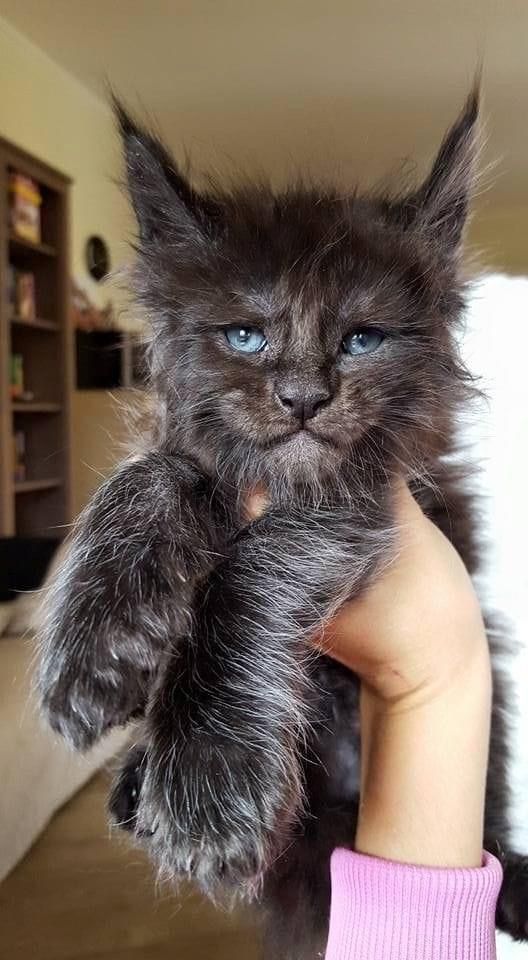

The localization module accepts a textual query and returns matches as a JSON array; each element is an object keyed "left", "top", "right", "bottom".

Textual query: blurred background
[{"left": 0, "top": 2, "right": 526, "bottom": 958}]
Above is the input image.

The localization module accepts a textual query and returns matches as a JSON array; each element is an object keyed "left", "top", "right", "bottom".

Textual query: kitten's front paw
[
  {"left": 38, "top": 582, "right": 161, "bottom": 749},
  {"left": 497, "top": 851, "right": 528, "bottom": 941},
  {"left": 136, "top": 720, "right": 302, "bottom": 897},
  {"left": 39, "top": 629, "right": 151, "bottom": 750}
]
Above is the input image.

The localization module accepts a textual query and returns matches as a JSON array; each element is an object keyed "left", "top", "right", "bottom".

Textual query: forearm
[
  {"left": 356, "top": 640, "right": 492, "bottom": 867},
  {"left": 322, "top": 486, "right": 502, "bottom": 959},
  {"left": 322, "top": 485, "right": 493, "bottom": 867}
]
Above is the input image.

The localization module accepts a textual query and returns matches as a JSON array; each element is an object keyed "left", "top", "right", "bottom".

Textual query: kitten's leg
[
  {"left": 496, "top": 853, "right": 528, "bottom": 941},
  {"left": 262, "top": 658, "right": 361, "bottom": 960},
  {"left": 108, "top": 743, "right": 148, "bottom": 834},
  {"left": 137, "top": 497, "right": 393, "bottom": 894},
  {"left": 485, "top": 653, "right": 528, "bottom": 941},
  {"left": 38, "top": 451, "right": 228, "bottom": 750}
]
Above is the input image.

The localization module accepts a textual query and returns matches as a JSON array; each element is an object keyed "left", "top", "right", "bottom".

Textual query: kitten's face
[
  {"left": 149, "top": 197, "right": 459, "bottom": 488},
  {"left": 118, "top": 92, "right": 478, "bottom": 490}
]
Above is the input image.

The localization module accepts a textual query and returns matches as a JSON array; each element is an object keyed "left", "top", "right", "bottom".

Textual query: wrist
[{"left": 362, "top": 585, "right": 489, "bottom": 707}]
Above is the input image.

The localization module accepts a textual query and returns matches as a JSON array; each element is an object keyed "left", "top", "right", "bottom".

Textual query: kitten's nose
[{"left": 275, "top": 387, "right": 332, "bottom": 424}]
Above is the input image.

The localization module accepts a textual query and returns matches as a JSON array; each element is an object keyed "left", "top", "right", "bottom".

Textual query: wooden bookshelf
[
  {"left": 11, "top": 315, "right": 60, "bottom": 332},
  {"left": 9, "top": 233, "right": 57, "bottom": 258},
  {"left": 15, "top": 478, "right": 62, "bottom": 494},
  {"left": 11, "top": 402, "right": 62, "bottom": 413},
  {"left": 0, "top": 137, "right": 72, "bottom": 538}
]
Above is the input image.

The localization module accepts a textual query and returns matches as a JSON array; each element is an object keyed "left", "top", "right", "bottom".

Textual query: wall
[
  {"left": 71, "top": 390, "right": 136, "bottom": 514},
  {"left": 0, "top": 16, "right": 131, "bottom": 307},
  {"left": 0, "top": 16, "right": 135, "bottom": 515},
  {"left": 469, "top": 205, "right": 528, "bottom": 276}
]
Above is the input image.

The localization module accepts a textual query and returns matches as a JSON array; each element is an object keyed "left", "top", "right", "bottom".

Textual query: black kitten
[{"left": 38, "top": 89, "right": 528, "bottom": 957}]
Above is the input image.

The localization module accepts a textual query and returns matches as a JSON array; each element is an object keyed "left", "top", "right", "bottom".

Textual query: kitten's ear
[
  {"left": 113, "top": 97, "right": 217, "bottom": 247},
  {"left": 392, "top": 88, "right": 480, "bottom": 253}
]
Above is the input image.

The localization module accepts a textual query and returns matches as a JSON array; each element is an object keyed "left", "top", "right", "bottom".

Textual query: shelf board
[
  {"left": 11, "top": 315, "right": 60, "bottom": 332},
  {"left": 12, "top": 401, "right": 62, "bottom": 413},
  {"left": 14, "top": 478, "right": 62, "bottom": 494},
  {"left": 9, "top": 233, "right": 57, "bottom": 258}
]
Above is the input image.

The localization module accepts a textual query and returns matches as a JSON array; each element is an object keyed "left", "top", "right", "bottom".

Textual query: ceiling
[{"left": 1, "top": 0, "right": 527, "bottom": 203}]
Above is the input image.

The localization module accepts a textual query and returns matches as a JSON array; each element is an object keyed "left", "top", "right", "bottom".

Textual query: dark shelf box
[
  {"left": 76, "top": 329, "right": 124, "bottom": 389},
  {"left": 75, "top": 329, "right": 147, "bottom": 389},
  {"left": 0, "top": 536, "right": 59, "bottom": 600}
]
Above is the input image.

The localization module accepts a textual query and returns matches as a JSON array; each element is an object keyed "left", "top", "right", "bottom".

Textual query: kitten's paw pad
[
  {"left": 497, "top": 852, "right": 528, "bottom": 941},
  {"left": 136, "top": 736, "right": 301, "bottom": 896}
]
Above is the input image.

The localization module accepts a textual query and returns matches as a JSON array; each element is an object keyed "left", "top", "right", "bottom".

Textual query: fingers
[{"left": 243, "top": 485, "right": 269, "bottom": 521}]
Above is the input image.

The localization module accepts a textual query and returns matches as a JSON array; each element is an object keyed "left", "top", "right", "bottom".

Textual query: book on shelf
[
  {"left": 10, "top": 353, "right": 24, "bottom": 399},
  {"left": 13, "top": 430, "right": 26, "bottom": 483},
  {"left": 6, "top": 265, "right": 37, "bottom": 320},
  {"left": 16, "top": 271, "right": 37, "bottom": 320},
  {"left": 8, "top": 171, "right": 42, "bottom": 244}
]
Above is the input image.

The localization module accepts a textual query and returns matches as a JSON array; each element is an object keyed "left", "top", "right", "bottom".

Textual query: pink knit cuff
[{"left": 325, "top": 848, "right": 503, "bottom": 960}]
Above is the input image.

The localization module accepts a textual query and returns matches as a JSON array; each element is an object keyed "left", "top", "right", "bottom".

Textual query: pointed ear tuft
[
  {"left": 111, "top": 95, "right": 216, "bottom": 247},
  {"left": 394, "top": 86, "right": 480, "bottom": 253}
]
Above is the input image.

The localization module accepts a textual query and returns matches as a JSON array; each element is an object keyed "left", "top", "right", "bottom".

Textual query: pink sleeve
[{"left": 325, "top": 849, "right": 503, "bottom": 960}]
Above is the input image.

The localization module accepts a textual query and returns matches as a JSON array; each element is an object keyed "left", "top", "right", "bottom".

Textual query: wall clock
[{"left": 85, "top": 235, "right": 110, "bottom": 282}]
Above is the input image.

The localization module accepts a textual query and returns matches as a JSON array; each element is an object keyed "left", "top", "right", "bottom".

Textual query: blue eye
[
  {"left": 342, "top": 328, "right": 384, "bottom": 356},
  {"left": 225, "top": 327, "right": 267, "bottom": 353}
]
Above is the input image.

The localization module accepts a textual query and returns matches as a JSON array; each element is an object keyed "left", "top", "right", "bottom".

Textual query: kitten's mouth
[{"left": 263, "top": 427, "right": 332, "bottom": 450}]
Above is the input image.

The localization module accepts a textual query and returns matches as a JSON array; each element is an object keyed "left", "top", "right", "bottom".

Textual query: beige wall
[
  {"left": 469, "top": 206, "right": 528, "bottom": 276},
  {"left": 71, "top": 390, "right": 136, "bottom": 515},
  {"left": 0, "top": 16, "right": 131, "bottom": 307},
  {"left": 0, "top": 16, "right": 134, "bottom": 514}
]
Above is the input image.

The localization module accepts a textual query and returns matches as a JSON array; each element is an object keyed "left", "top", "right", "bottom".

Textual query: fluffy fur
[{"left": 38, "top": 89, "right": 528, "bottom": 956}]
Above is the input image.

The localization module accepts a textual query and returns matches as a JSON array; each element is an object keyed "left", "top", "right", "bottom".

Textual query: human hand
[
  {"left": 318, "top": 481, "right": 488, "bottom": 707},
  {"left": 245, "top": 481, "right": 487, "bottom": 707}
]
